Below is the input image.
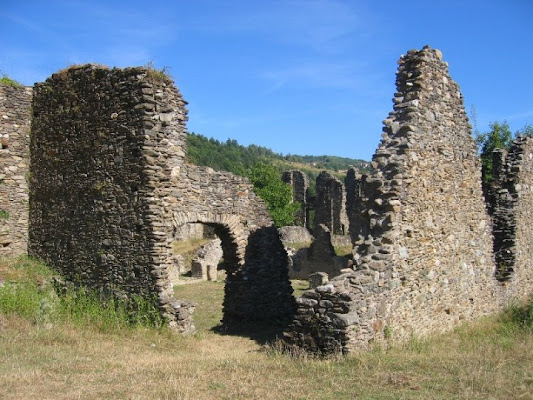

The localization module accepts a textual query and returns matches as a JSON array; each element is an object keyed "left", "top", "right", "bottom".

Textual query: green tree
[
  {"left": 475, "top": 121, "right": 514, "bottom": 183},
  {"left": 247, "top": 163, "right": 300, "bottom": 227}
]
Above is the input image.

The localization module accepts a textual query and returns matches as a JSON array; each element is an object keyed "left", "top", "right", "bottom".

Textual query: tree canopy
[{"left": 474, "top": 121, "right": 533, "bottom": 183}]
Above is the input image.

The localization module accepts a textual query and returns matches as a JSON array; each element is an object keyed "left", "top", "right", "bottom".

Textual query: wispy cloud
[
  {"left": 186, "top": 0, "right": 365, "bottom": 54},
  {"left": 1, "top": 0, "right": 180, "bottom": 83},
  {"left": 261, "top": 61, "right": 378, "bottom": 92}
]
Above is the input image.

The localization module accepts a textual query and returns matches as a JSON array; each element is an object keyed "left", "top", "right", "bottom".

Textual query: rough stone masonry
[
  {"left": 3, "top": 46, "right": 533, "bottom": 354},
  {"left": 283, "top": 46, "right": 533, "bottom": 354},
  {"left": 28, "top": 65, "right": 293, "bottom": 334},
  {"left": 0, "top": 84, "right": 32, "bottom": 257}
]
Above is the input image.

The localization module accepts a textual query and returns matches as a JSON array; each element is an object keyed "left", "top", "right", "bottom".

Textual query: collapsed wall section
[
  {"left": 0, "top": 84, "right": 32, "bottom": 257},
  {"left": 285, "top": 46, "right": 500, "bottom": 354}
]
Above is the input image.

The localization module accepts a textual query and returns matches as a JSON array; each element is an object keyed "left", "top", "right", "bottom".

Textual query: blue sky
[{"left": 1, "top": 1, "right": 532, "bottom": 160}]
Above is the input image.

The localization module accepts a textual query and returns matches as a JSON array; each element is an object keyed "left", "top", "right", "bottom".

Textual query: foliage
[
  {"left": 0, "top": 257, "right": 165, "bottom": 330},
  {"left": 474, "top": 121, "right": 533, "bottom": 183},
  {"left": 247, "top": 163, "right": 300, "bottom": 227},
  {"left": 186, "top": 132, "right": 369, "bottom": 195},
  {"left": 144, "top": 61, "right": 173, "bottom": 84},
  {"left": 0, "top": 71, "right": 23, "bottom": 88},
  {"left": 504, "top": 295, "right": 533, "bottom": 330},
  {"left": 475, "top": 121, "right": 514, "bottom": 183},
  {"left": 1, "top": 257, "right": 533, "bottom": 399}
]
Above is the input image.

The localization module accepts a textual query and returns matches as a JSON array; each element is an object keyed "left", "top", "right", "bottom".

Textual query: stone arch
[{"left": 170, "top": 211, "right": 248, "bottom": 274}]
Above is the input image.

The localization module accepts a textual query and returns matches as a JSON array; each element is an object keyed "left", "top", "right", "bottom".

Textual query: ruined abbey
[{"left": 1, "top": 46, "right": 532, "bottom": 354}]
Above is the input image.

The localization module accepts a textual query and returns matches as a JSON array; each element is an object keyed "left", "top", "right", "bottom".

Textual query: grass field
[{"left": 1, "top": 257, "right": 532, "bottom": 399}]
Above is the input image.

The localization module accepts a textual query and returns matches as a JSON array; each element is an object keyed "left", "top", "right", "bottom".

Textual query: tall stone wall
[
  {"left": 282, "top": 170, "right": 308, "bottom": 226},
  {"left": 28, "top": 65, "right": 276, "bottom": 333},
  {"left": 314, "top": 171, "right": 348, "bottom": 235},
  {"left": 490, "top": 136, "right": 533, "bottom": 294},
  {"left": 0, "top": 84, "right": 32, "bottom": 257},
  {"left": 284, "top": 46, "right": 526, "bottom": 354}
]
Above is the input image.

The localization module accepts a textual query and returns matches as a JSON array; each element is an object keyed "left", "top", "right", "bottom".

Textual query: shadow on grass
[{"left": 211, "top": 318, "right": 293, "bottom": 346}]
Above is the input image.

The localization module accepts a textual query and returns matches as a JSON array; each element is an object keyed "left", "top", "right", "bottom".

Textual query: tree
[
  {"left": 475, "top": 121, "right": 513, "bottom": 183},
  {"left": 247, "top": 163, "right": 300, "bottom": 227}
]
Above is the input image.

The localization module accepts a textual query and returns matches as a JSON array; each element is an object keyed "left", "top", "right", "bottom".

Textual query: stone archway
[{"left": 170, "top": 211, "right": 248, "bottom": 273}]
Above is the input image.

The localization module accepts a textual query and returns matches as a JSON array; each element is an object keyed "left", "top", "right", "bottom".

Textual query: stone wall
[
  {"left": 282, "top": 170, "right": 308, "bottom": 226},
  {"left": 0, "top": 84, "right": 32, "bottom": 257},
  {"left": 490, "top": 136, "right": 533, "bottom": 292},
  {"left": 28, "top": 65, "right": 277, "bottom": 333},
  {"left": 284, "top": 46, "right": 533, "bottom": 354},
  {"left": 314, "top": 171, "right": 349, "bottom": 235}
]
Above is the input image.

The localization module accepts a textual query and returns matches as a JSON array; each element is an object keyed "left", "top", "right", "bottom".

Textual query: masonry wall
[
  {"left": 314, "top": 171, "right": 348, "bottom": 235},
  {"left": 490, "top": 136, "right": 533, "bottom": 295},
  {"left": 29, "top": 65, "right": 275, "bottom": 333},
  {"left": 0, "top": 84, "right": 32, "bottom": 257},
  {"left": 282, "top": 170, "right": 308, "bottom": 226},
  {"left": 285, "top": 47, "right": 526, "bottom": 354}
]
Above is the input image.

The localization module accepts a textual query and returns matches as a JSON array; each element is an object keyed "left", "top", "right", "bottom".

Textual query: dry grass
[{"left": 1, "top": 258, "right": 532, "bottom": 399}]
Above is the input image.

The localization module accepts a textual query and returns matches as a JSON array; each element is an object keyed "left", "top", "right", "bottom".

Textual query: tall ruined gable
[{"left": 285, "top": 46, "right": 499, "bottom": 354}]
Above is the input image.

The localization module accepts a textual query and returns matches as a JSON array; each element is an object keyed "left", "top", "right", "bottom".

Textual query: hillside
[{"left": 186, "top": 132, "right": 371, "bottom": 194}]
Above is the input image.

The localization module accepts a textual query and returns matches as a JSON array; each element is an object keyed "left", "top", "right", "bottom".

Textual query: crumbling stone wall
[
  {"left": 285, "top": 46, "right": 517, "bottom": 354},
  {"left": 0, "top": 84, "right": 32, "bottom": 257},
  {"left": 191, "top": 238, "right": 223, "bottom": 281},
  {"left": 314, "top": 171, "right": 349, "bottom": 236},
  {"left": 490, "top": 136, "right": 533, "bottom": 292},
  {"left": 28, "top": 65, "right": 280, "bottom": 333},
  {"left": 282, "top": 170, "right": 308, "bottom": 226}
]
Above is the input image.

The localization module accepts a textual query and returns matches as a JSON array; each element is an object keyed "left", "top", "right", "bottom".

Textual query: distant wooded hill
[{"left": 186, "top": 132, "right": 370, "bottom": 195}]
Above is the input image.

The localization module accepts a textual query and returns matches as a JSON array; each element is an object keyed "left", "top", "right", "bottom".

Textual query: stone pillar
[
  {"left": 0, "top": 84, "right": 32, "bottom": 257},
  {"left": 282, "top": 170, "right": 308, "bottom": 226},
  {"left": 314, "top": 171, "right": 348, "bottom": 235}
]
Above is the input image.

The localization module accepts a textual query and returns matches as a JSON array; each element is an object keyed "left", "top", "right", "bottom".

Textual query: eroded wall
[
  {"left": 0, "top": 84, "right": 32, "bottom": 257},
  {"left": 314, "top": 171, "right": 348, "bottom": 235},
  {"left": 282, "top": 170, "right": 308, "bottom": 226},
  {"left": 490, "top": 136, "right": 533, "bottom": 295},
  {"left": 284, "top": 46, "right": 530, "bottom": 354},
  {"left": 28, "top": 65, "right": 276, "bottom": 333}
]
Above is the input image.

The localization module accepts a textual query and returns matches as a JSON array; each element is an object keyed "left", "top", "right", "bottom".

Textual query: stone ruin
[
  {"left": 283, "top": 46, "right": 533, "bottom": 353},
  {"left": 191, "top": 238, "right": 223, "bottom": 281},
  {"left": 0, "top": 84, "right": 32, "bottom": 256},
  {"left": 1, "top": 46, "right": 533, "bottom": 354},
  {"left": 314, "top": 171, "right": 349, "bottom": 236},
  {"left": 281, "top": 170, "right": 308, "bottom": 227},
  {"left": 26, "top": 65, "right": 294, "bottom": 333}
]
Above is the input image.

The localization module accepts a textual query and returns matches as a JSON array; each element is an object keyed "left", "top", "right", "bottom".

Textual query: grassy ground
[{"left": 1, "top": 257, "right": 532, "bottom": 399}]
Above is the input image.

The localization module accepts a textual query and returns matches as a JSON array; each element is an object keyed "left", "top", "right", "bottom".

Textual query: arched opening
[
  {"left": 165, "top": 213, "right": 296, "bottom": 341},
  {"left": 166, "top": 212, "right": 247, "bottom": 334}
]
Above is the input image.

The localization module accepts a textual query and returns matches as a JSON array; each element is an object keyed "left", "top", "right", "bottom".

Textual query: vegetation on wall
[{"left": 0, "top": 71, "right": 23, "bottom": 88}]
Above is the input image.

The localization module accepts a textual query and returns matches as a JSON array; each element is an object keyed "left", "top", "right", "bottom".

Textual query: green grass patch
[
  {"left": 0, "top": 74, "right": 23, "bottom": 88},
  {"left": 0, "top": 257, "right": 165, "bottom": 332}
]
